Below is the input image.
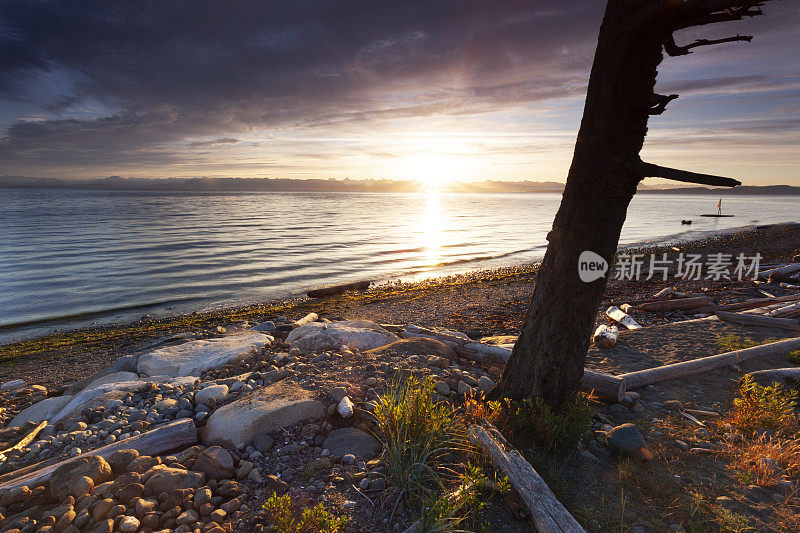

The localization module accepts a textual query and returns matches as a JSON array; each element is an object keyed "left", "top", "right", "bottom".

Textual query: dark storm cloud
[
  {"left": 0, "top": 0, "right": 603, "bottom": 168},
  {"left": 0, "top": 0, "right": 796, "bottom": 176}
]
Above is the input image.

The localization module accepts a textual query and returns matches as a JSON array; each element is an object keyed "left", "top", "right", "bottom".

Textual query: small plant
[
  {"left": 261, "top": 493, "right": 349, "bottom": 533},
  {"left": 728, "top": 434, "right": 800, "bottom": 486},
  {"left": 716, "top": 334, "right": 762, "bottom": 352},
  {"left": 372, "top": 377, "right": 467, "bottom": 506},
  {"left": 461, "top": 390, "right": 501, "bottom": 426},
  {"left": 494, "top": 393, "right": 592, "bottom": 452},
  {"left": 788, "top": 349, "right": 800, "bottom": 365},
  {"left": 730, "top": 375, "right": 798, "bottom": 436},
  {"left": 418, "top": 463, "right": 510, "bottom": 533}
]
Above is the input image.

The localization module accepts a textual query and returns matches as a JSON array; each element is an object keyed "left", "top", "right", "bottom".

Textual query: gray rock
[
  {"left": 477, "top": 376, "right": 495, "bottom": 392},
  {"left": 193, "top": 446, "right": 235, "bottom": 481},
  {"left": 201, "top": 381, "right": 324, "bottom": 448},
  {"left": 285, "top": 320, "right": 399, "bottom": 355},
  {"left": 323, "top": 428, "right": 381, "bottom": 460},
  {"left": 254, "top": 433, "right": 274, "bottom": 453},
  {"left": 329, "top": 387, "right": 348, "bottom": 403},
  {"left": 251, "top": 321, "right": 276, "bottom": 333},
  {"left": 137, "top": 333, "right": 272, "bottom": 377},
  {"left": 606, "top": 423, "right": 650, "bottom": 459},
  {"left": 196, "top": 384, "right": 229, "bottom": 406}
]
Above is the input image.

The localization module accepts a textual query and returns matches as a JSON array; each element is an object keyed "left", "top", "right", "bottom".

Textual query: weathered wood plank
[
  {"left": 715, "top": 311, "right": 800, "bottom": 331},
  {"left": 694, "top": 294, "right": 800, "bottom": 315},
  {"left": 468, "top": 422, "right": 585, "bottom": 533},
  {"left": 292, "top": 312, "right": 318, "bottom": 329},
  {"left": 620, "top": 337, "right": 800, "bottom": 390},
  {"left": 307, "top": 280, "right": 371, "bottom": 298},
  {"left": 605, "top": 306, "right": 642, "bottom": 329},
  {"left": 637, "top": 296, "right": 712, "bottom": 312},
  {"left": 0, "top": 421, "right": 47, "bottom": 460}
]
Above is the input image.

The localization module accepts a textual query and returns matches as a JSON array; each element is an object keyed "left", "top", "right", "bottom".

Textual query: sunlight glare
[
  {"left": 400, "top": 153, "right": 466, "bottom": 190},
  {"left": 422, "top": 188, "right": 442, "bottom": 266}
]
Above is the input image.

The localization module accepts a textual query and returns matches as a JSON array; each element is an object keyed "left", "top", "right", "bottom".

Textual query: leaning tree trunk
[{"left": 493, "top": 0, "right": 767, "bottom": 407}]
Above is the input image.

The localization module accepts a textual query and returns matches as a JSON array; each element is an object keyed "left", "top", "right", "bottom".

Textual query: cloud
[
  {"left": 188, "top": 138, "right": 242, "bottom": 147},
  {"left": 0, "top": 0, "right": 797, "bottom": 180}
]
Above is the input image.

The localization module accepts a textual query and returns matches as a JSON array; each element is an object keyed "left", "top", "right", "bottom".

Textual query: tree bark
[{"left": 493, "top": 1, "right": 668, "bottom": 406}]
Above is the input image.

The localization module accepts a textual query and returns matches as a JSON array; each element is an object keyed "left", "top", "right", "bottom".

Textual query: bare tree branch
[
  {"left": 665, "top": 34, "right": 753, "bottom": 56},
  {"left": 649, "top": 93, "right": 679, "bottom": 115},
  {"left": 673, "top": 3, "right": 765, "bottom": 31},
  {"left": 639, "top": 162, "right": 741, "bottom": 187}
]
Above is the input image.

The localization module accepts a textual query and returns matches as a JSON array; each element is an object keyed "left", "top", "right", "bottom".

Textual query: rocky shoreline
[{"left": 1, "top": 222, "right": 799, "bottom": 532}]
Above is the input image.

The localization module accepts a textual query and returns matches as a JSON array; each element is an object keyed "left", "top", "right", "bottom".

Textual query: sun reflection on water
[{"left": 422, "top": 189, "right": 442, "bottom": 266}]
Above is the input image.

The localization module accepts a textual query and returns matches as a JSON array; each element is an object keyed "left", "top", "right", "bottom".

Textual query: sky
[{"left": 0, "top": 1, "right": 798, "bottom": 186}]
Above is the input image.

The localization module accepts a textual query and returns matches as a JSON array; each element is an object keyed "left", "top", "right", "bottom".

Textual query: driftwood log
[
  {"left": 637, "top": 295, "right": 712, "bottom": 312},
  {"left": 620, "top": 337, "right": 800, "bottom": 390},
  {"left": 0, "top": 419, "right": 197, "bottom": 492},
  {"left": 292, "top": 312, "right": 318, "bottom": 329},
  {"left": 757, "top": 263, "right": 800, "bottom": 280},
  {"left": 469, "top": 422, "right": 586, "bottom": 533},
  {"left": 715, "top": 311, "right": 800, "bottom": 331},
  {"left": 306, "top": 280, "right": 370, "bottom": 298},
  {"left": 605, "top": 306, "right": 641, "bottom": 329},
  {"left": 404, "top": 324, "right": 511, "bottom": 366},
  {"left": 0, "top": 421, "right": 47, "bottom": 462},
  {"left": 404, "top": 325, "right": 625, "bottom": 401},
  {"left": 769, "top": 302, "right": 800, "bottom": 318},
  {"left": 743, "top": 368, "right": 800, "bottom": 389},
  {"left": 0, "top": 380, "right": 25, "bottom": 392},
  {"left": 592, "top": 325, "right": 618, "bottom": 348},
  {"left": 694, "top": 294, "right": 800, "bottom": 315}
]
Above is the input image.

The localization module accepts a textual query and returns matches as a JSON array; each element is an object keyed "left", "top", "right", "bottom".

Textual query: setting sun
[{"left": 398, "top": 153, "right": 467, "bottom": 189}]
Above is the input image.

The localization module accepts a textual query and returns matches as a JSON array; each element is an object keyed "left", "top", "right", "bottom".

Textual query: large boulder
[
  {"left": 50, "top": 455, "right": 113, "bottom": 500},
  {"left": 364, "top": 337, "right": 457, "bottom": 360},
  {"left": 201, "top": 381, "right": 325, "bottom": 448},
  {"left": 137, "top": 333, "right": 272, "bottom": 377},
  {"left": 323, "top": 428, "right": 381, "bottom": 459},
  {"left": 286, "top": 320, "right": 398, "bottom": 354},
  {"left": 52, "top": 380, "right": 149, "bottom": 425},
  {"left": 65, "top": 355, "right": 139, "bottom": 394},
  {"left": 10, "top": 395, "right": 74, "bottom": 428},
  {"left": 83, "top": 371, "right": 140, "bottom": 391}
]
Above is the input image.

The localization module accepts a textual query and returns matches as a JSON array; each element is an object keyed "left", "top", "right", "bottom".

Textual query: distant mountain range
[{"left": 1, "top": 175, "right": 798, "bottom": 195}]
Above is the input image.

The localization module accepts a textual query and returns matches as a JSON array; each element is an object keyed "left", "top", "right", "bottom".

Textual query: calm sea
[{"left": 1, "top": 188, "right": 798, "bottom": 342}]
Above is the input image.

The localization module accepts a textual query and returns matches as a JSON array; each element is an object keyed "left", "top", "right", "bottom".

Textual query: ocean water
[{"left": 1, "top": 188, "right": 798, "bottom": 342}]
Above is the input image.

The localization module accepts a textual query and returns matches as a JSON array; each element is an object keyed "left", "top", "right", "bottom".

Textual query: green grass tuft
[
  {"left": 261, "top": 493, "right": 348, "bottom": 533},
  {"left": 372, "top": 376, "right": 467, "bottom": 507},
  {"left": 494, "top": 394, "right": 592, "bottom": 453}
]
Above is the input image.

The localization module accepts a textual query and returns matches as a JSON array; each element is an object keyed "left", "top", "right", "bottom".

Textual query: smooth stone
[
  {"left": 363, "top": 337, "right": 458, "bottom": 360},
  {"left": 196, "top": 384, "right": 229, "bottom": 406},
  {"left": 285, "top": 320, "right": 399, "bottom": 354},
  {"left": 9, "top": 395, "right": 75, "bottom": 428},
  {"left": 192, "top": 446, "right": 235, "bottom": 481},
  {"left": 50, "top": 455, "right": 113, "bottom": 500},
  {"left": 201, "top": 381, "right": 325, "bottom": 448},
  {"left": 606, "top": 423, "right": 651, "bottom": 460},
  {"left": 144, "top": 465, "right": 205, "bottom": 494},
  {"left": 322, "top": 427, "right": 381, "bottom": 460},
  {"left": 137, "top": 333, "right": 272, "bottom": 377}
]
